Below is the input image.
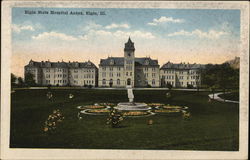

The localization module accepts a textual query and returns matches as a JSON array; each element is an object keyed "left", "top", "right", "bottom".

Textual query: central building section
[
  {"left": 98, "top": 38, "right": 160, "bottom": 88},
  {"left": 124, "top": 37, "right": 135, "bottom": 86}
]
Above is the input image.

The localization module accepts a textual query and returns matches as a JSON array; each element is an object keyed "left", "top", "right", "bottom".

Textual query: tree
[
  {"left": 17, "top": 77, "right": 24, "bottom": 87},
  {"left": 166, "top": 82, "right": 173, "bottom": 91},
  {"left": 201, "top": 63, "right": 239, "bottom": 100},
  {"left": 11, "top": 73, "right": 17, "bottom": 87},
  {"left": 25, "top": 72, "right": 36, "bottom": 87}
]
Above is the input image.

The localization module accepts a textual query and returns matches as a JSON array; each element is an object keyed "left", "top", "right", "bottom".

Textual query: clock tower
[{"left": 124, "top": 37, "right": 135, "bottom": 87}]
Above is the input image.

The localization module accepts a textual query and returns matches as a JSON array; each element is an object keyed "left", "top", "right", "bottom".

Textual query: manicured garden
[{"left": 10, "top": 89, "right": 239, "bottom": 150}]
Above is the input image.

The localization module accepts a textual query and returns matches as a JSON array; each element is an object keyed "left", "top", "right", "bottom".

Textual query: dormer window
[
  {"left": 29, "top": 60, "right": 33, "bottom": 65},
  {"left": 128, "top": 53, "right": 131, "bottom": 57},
  {"left": 110, "top": 59, "right": 114, "bottom": 65},
  {"left": 145, "top": 60, "right": 149, "bottom": 65}
]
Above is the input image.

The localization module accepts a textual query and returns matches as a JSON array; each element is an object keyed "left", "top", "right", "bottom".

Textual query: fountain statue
[
  {"left": 114, "top": 85, "right": 151, "bottom": 111},
  {"left": 127, "top": 85, "right": 134, "bottom": 103}
]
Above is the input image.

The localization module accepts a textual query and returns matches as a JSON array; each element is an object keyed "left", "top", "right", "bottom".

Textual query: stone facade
[
  {"left": 24, "top": 60, "right": 98, "bottom": 86},
  {"left": 98, "top": 38, "right": 160, "bottom": 87},
  {"left": 160, "top": 62, "right": 204, "bottom": 88},
  {"left": 24, "top": 38, "right": 204, "bottom": 88}
]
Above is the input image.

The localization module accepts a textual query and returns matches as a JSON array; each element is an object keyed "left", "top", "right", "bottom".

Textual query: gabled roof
[
  {"left": 135, "top": 57, "right": 159, "bottom": 66},
  {"left": 99, "top": 57, "right": 159, "bottom": 67},
  {"left": 99, "top": 57, "right": 124, "bottom": 66},
  {"left": 161, "top": 61, "right": 205, "bottom": 70},
  {"left": 25, "top": 60, "right": 98, "bottom": 69}
]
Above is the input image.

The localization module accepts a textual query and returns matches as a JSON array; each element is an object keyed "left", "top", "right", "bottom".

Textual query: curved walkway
[{"left": 208, "top": 92, "right": 239, "bottom": 104}]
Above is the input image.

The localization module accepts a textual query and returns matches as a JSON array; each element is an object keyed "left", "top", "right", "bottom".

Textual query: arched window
[
  {"left": 102, "top": 79, "right": 106, "bottom": 85},
  {"left": 127, "top": 78, "right": 131, "bottom": 85},
  {"left": 152, "top": 79, "right": 155, "bottom": 85},
  {"left": 109, "top": 79, "right": 113, "bottom": 87}
]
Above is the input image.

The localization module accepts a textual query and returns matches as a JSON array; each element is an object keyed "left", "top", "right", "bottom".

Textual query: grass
[
  {"left": 10, "top": 89, "right": 239, "bottom": 150},
  {"left": 218, "top": 91, "right": 239, "bottom": 101}
]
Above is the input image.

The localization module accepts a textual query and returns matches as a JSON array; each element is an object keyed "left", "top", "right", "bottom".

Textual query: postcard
[{"left": 1, "top": 1, "right": 249, "bottom": 160}]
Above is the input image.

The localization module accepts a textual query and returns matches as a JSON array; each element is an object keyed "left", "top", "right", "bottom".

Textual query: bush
[
  {"left": 88, "top": 85, "right": 93, "bottom": 89},
  {"left": 187, "top": 84, "right": 194, "bottom": 89},
  {"left": 166, "top": 83, "right": 173, "bottom": 90}
]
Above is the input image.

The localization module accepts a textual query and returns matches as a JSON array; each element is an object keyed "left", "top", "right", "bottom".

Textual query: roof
[
  {"left": 99, "top": 57, "right": 124, "bottom": 66},
  {"left": 99, "top": 57, "right": 159, "bottom": 66},
  {"left": 124, "top": 37, "right": 135, "bottom": 51},
  {"left": 25, "top": 60, "right": 98, "bottom": 69},
  {"left": 135, "top": 57, "right": 159, "bottom": 66},
  {"left": 160, "top": 61, "right": 205, "bottom": 70}
]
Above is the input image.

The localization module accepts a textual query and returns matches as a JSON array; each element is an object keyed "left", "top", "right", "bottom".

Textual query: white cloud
[
  {"left": 81, "top": 28, "right": 155, "bottom": 40},
  {"left": 148, "top": 16, "right": 184, "bottom": 26},
  {"left": 12, "top": 24, "right": 35, "bottom": 33},
  {"left": 94, "top": 30, "right": 112, "bottom": 36},
  {"left": 113, "top": 30, "right": 155, "bottom": 39},
  {"left": 168, "top": 29, "right": 228, "bottom": 39},
  {"left": 81, "top": 21, "right": 102, "bottom": 31},
  {"left": 32, "top": 32, "right": 78, "bottom": 41},
  {"left": 105, "top": 23, "right": 130, "bottom": 29}
]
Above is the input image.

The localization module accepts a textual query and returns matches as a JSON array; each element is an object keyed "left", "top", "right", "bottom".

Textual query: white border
[{"left": 1, "top": 1, "right": 249, "bottom": 160}]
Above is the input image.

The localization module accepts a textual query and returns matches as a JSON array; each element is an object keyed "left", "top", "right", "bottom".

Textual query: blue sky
[{"left": 12, "top": 8, "right": 240, "bottom": 77}]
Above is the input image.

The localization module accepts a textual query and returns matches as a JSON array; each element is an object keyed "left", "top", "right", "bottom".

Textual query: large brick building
[
  {"left": 24, "top": 60, "right": 98, "bottom": 86},
  {"left": 98, "top": 37, "right": 160, "bottom": 87},
  {"left": 24, "top": 38, "right": 203, "bottom": 88}
]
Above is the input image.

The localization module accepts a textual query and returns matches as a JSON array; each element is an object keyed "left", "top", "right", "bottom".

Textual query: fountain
[{"left": 114, "top": 85, "right": 151, "bottom": 111}]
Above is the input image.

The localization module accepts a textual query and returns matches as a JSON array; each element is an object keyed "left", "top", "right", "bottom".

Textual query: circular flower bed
[
  {"left": 86, "top": 109, "right": 110, "bottom": 113},
  {"left": 148, "top": 103, "right": 164, "bottom": 107},
  {"left": 122, "top": 111, "right": 154, "bottom": 117},
  {"left": 162, "top": 105, "right": 182, "bottom": 109},
  {"left": 154, "top": 109, "right": 181, "bottom": 113},
  {"left": 80, "top": 109, "right": 110, "bottom": 115},
  {"left": 77, "top": 105, "right": 106, "bottom": 109}
]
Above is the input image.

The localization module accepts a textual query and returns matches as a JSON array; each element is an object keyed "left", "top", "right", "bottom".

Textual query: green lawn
[
  {"left": 218, "top": 91, "right": 239, "bottom": 101},
  {"left": 10, "top": 89, "right": 239, "bottom": 150}
]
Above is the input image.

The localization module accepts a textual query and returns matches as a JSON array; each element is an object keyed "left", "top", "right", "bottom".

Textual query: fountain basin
[{"left": 114, "top": 102, "right": 151, "bottom": 111}]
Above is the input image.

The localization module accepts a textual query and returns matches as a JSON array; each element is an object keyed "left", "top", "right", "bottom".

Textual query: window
[
  {"left": 152, "top": 68, "right": 155, "bottom": 72},
  {"left": 145, "top": 67, "right": 148, "bottom": 72},
  {"left": 126, "top": 72, "right": 128, "bottom": 76},
  {"left": 110, "top": 67, "right": 113, "bottom": 71},
  {"left": 46, "top": 74, "right": 50, "bottom": 78},
  {"left": 74, "top": 69, "right": 78, "bottom": 73},
  {"left": 152, "top": 73, "right": 155, "bottom": 78},
  {"left": 74, "top": 75, "right": 78, "bottom": 78},
  {"left": 130, "top": 72, "right": 132, "bottom": 76},
  {"left": 102, "top": 79, "right": 106, "bottom": 85},
  {"left": 46, "top": 68, "right": 50, "bottom": 72},
  {"left": 102, "top": 67, "right": 106, "bottom": 71},
  {"left": 152, "top": 79, "right": 155, "bottom": 85},
  {"left": 117, "top": 79, "right": 120, "bottom": 85},
  {"left": 109, "top": 73, "right": 113, "bottom": 77},
  {"left": 102, "top": 72, "right": 106, "bottom": 77},
  {"left": 118, "top": 67, "right": 121, "bottom": 71}
]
